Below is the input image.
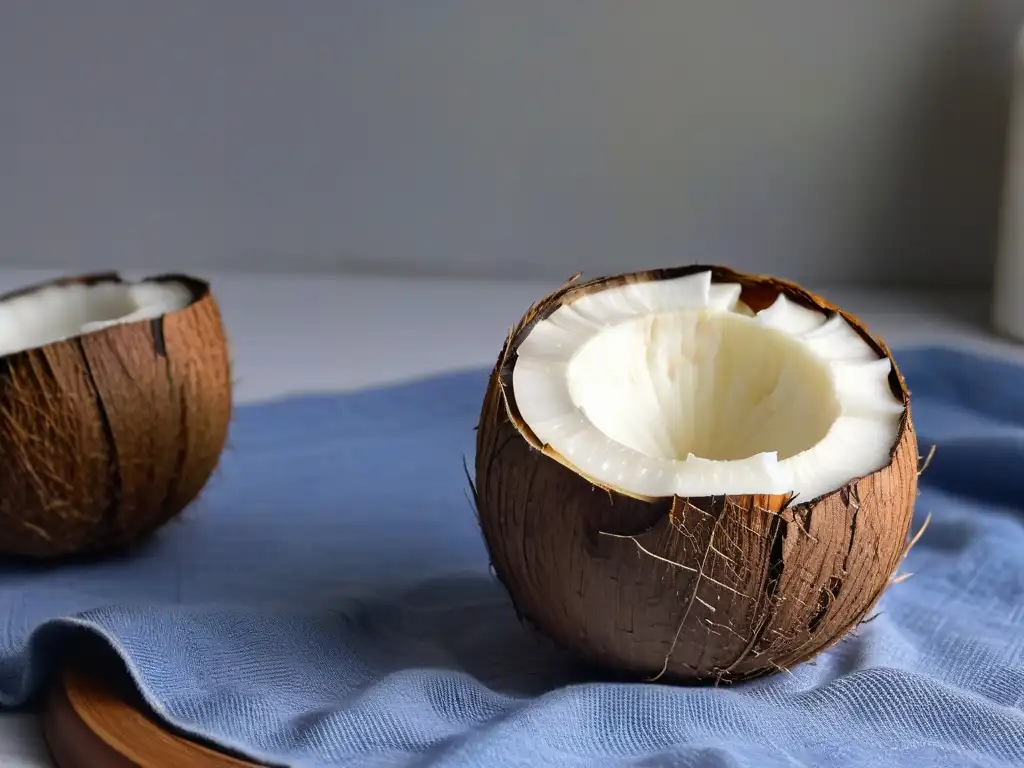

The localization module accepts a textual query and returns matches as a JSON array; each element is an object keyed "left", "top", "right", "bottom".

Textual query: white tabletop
[{"left": 0, "top": 269, "right": 1019, "bottom": 766}]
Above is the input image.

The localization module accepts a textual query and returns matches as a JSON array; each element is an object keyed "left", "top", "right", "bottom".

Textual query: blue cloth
[{"left": 2, "top": 346, "right": 1023, "bottom": 767}]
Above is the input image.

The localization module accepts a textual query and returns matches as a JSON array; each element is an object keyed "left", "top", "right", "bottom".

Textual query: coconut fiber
[{"left": 0, "top": 346, "right": 1021, "bottom": 767}]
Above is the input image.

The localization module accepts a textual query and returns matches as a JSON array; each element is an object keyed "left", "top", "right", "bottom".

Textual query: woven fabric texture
[{"left": 1, "top": 346, "right": 1022, "bottom": 767}]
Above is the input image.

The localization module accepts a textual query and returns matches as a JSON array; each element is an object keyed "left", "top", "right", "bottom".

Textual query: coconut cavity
[
  {"left": 511, "top": 271, "right": 904, "bottom": 500},
  {"left": 0, "top": 279, "right": 194, "bottom": 358}
]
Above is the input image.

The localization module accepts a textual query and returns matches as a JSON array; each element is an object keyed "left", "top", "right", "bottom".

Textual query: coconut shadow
[{"left": 321, "top": 573, "right": 617, "bottom": 697}]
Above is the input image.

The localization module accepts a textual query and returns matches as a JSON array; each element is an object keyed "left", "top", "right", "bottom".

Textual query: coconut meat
[
  {"left": 0, "top": 279, "right": 194, "bottom": 358},
  {"left": 511, "top": 271, "right": 904, "bottom": 500}
]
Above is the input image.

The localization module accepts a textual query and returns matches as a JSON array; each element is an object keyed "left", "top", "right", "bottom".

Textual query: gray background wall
[{"left": 2, "top": 1, "right": 1021, "bottom": 286}]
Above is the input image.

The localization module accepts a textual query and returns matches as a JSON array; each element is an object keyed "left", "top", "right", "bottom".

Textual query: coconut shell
[
  {"left": 474, "top": 264, "right": 918, "bottom": 684},
  {"left": 0, "top": 273, "right": 232, "bottom": 559}
]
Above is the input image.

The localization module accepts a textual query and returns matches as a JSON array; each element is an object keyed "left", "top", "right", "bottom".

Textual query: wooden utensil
[{"left": 42, "top": 658, "right": 264, "bottom": 768}]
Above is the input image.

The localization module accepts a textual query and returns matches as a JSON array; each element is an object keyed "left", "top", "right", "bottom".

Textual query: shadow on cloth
[{"left": 324, "top": 573, "right": 605, "bottom": 697}]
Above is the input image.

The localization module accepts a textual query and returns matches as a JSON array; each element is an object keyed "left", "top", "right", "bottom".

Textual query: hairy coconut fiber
[
  {"left": 474, "top": 264, "right": 919, "bottom": 684},
  {"left": 0, "top": 273, "right": 232, "bottom": 559}
]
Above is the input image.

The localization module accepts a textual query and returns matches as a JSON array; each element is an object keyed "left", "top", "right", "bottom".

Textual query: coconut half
[
  {"left": 474, "top": 265, "right": 918, "bottom": 684},
  {"left": 0, "top": 272, "right": 232, "bottom": 558}
]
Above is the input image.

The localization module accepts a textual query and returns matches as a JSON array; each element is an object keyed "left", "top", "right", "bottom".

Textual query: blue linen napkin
[{"left": 1, "top": 346, "right": 1022, "bottom": 767}]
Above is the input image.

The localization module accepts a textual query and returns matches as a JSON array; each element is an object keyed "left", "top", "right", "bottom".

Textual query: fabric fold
[{"left": 0, "top": 347, "right": 1022, "bottom": 767}]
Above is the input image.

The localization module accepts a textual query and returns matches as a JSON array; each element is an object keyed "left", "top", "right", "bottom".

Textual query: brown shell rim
[
  {"left": 0, "top": 271, "right": 213, "bottom": 357},
  {"left": 0, "top": 271, "right": 211, "bottom": 311},
  {"left": 492, "top": 264, "right": 913, "bottom": 505}
]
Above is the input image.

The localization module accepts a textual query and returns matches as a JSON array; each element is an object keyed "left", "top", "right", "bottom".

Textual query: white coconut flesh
[
  {"left": 0, "top": 280, "right": 194, "bottom": 358},
  {"left": 511, "top": 271, "right": 905, "bottom": 500}
]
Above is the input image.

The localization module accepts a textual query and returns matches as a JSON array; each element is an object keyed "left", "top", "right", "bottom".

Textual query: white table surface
[{"left": 0, "top": 269, "right": 1020, "bottom": 767}]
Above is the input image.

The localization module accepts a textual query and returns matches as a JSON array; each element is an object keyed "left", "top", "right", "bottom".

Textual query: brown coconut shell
[
  {"left": 0, "top": 272, "right": 232, "bottom": 559},
  {"left": 474, "top": 264, "right": 918, "bottom": 684}
]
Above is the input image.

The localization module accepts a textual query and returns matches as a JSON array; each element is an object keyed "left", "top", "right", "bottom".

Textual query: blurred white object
[{"left": 993, "top": 28, "right": 1024, "bottom": 342}]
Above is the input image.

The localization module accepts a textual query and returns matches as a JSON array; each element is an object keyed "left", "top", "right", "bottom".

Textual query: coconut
[
  {"left": 474, "top": 264, "right": 918, "bottom": 684},
  {"left": 0, "top": 272, "right": 232, "bottom": 559}
]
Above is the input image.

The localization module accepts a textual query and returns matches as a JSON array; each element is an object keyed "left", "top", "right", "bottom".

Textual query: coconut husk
[
  {"left": 0, "top": 273, "right": 232, "bottom": 559},
  {"left": 474, "top": 264, "right": 918, "bottom": 684}
]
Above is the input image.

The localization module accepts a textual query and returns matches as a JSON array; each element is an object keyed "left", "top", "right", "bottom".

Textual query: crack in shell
[
  {"left": 150, "top": 316, "right": 167, "bottom": 357},
  {"left": 75, "top": 337, "right": 122, "bottom": 549}
]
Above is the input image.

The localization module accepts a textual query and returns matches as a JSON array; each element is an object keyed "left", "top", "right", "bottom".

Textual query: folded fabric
[{"left": 1, "top": 346, "right": 1022, "bottom": 768}]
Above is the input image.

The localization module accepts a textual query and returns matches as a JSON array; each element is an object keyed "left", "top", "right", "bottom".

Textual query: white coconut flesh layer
[
  {"left": 0, "top": 280, "right": 194, "bottom": 358},
  {"left": 511, "top": 271, "right": 905, "bottom": 500}
]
